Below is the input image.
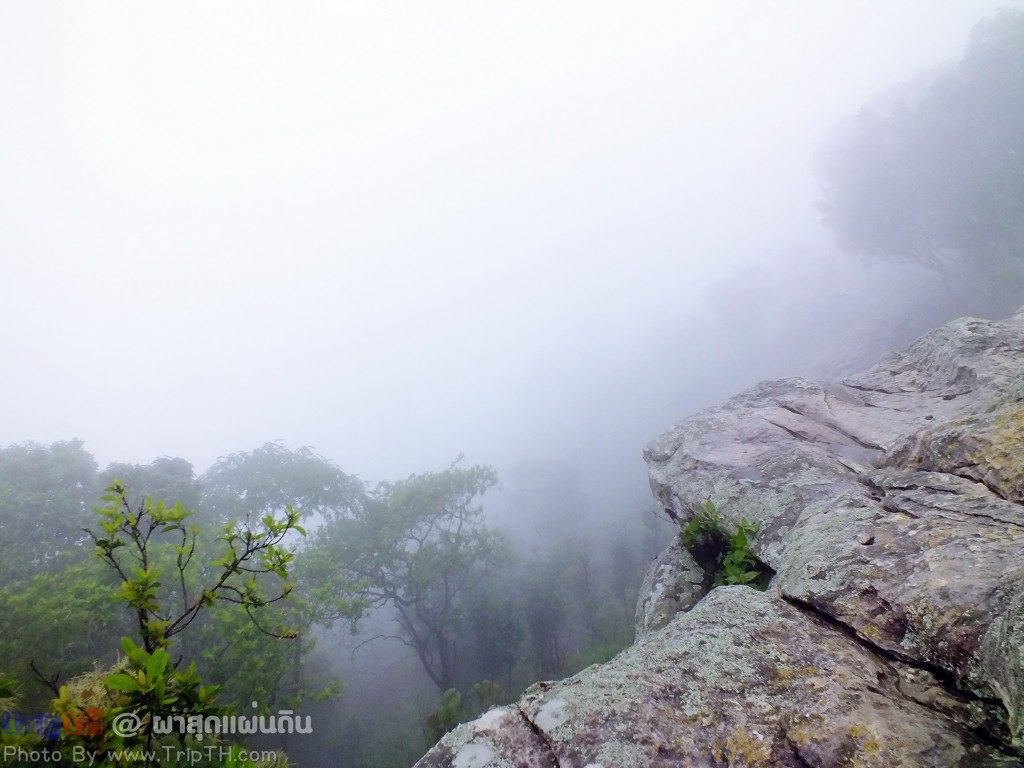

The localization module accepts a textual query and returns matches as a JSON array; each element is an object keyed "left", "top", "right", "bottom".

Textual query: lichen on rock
[
  {"left": 416, "top": 308, "right": 1024, "bottom": 767},
  {"left": 634, "top": 535, "right": 708, "bottom": 638}
]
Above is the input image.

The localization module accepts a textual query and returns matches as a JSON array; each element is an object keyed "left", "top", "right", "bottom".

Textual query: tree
[
  {"left": 817, "top": 10, "right": 1024, "bottom": 305},
  {"left": 314, "top": 463, "right": 509, "bottom": 692},
  {"left": 0, "top": 442, "right": 363, "bottom": 717},
  {"left": 88, "top": 480, "right": 305, "bottom": 653},
  {"left": 464, "top": 583, "right": 524, "bottom": 689},
  {"left": 97, "top": 448, "right": 366, "bottom": 712},
  {"left": 99, "top": 457, "right": 201, "bottom": 517},
  {"left": 524, "top": 574, "right": 565, "bottom": 679},
  {"left": 0, "top": 440, "right": 99, "bottom": 586},
  {"left": 200, "top": 442, "right": 364, "bottom": 525},
  {"left": 192, "top": 443, "right": 366, "bottom": 706},
  {"left": 72, "top": 480, "right": 308, "bottom": 758},
  {"left": 0, "top": 559, "right": 127, "bottom": 711}
]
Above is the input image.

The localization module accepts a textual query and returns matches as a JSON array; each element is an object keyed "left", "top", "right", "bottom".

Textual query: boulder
[
  {"left": 416, "top": 309, "right": 1024, "bottom": 767},
  {"left": 634, "top": 535, "right": 708, "bottom": 638}
]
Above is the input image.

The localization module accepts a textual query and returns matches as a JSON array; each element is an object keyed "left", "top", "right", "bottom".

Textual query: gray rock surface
[
  {"left": 416, "top": 309, "right": 1024, "bottom": 767},
  {"left": 634, "top": 535, "right": 708, "bottom": 638}
]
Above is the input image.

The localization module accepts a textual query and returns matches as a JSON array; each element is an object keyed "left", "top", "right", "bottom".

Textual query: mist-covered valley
[{"left": 1, "top": 4, "right": 1022, "bottom": 767}]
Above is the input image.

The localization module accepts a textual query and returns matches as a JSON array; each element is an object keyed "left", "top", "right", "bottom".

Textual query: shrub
[{"left": 682, "top": 501, "right": 769, "bottom": 589}]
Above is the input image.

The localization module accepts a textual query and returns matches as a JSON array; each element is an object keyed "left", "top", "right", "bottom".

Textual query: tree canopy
[
  {"left": 200, "top": 442, "right": 364, "bottom": 525},
  {"left": 0, "top": 440, "right": 664, "bottom": 766},
  {"left": 0, "top": 440, "right": 98, "bottom": 585},
  {"left": 817, "top": 10, "right": 1024, "bottom": 299},
  {"left": 312, "top": 462, "right": 507, "bottom": 692}
]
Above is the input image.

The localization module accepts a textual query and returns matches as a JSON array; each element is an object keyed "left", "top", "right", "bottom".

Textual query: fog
[
  {"left": 2, "top": 4, "right": 1023, "bottom": 766},
  {"left": 2, "top": 1, "right": 1016, "bottom": 487}
]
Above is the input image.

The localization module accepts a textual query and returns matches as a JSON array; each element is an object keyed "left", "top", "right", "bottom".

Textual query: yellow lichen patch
[
  {"left": 784, "top": 714, "right": 829, "bottom": 751},
  {"left": 722, "top": 726, "right": 773, "bottom": 766},
  {"left": 847, "top": 722, "right": 890, "bottom": 768},
  {"left": 774, "top": 665, "right": 822, "bottom": 683},
  {"left": 969, "top": 406, "right": 1024, "bottom": 498},
  {"left": 858, "top": 622, "right": 884, "bottom": 642}
]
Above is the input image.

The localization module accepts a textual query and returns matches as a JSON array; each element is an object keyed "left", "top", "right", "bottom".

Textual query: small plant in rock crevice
[{"left": 682, "top": 500, "right": 770, "bottom": 589}]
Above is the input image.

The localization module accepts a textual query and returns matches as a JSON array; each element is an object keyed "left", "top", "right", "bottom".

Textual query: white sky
[{"left": 1, "top": 1, "right": 1018, "bottom": 480}]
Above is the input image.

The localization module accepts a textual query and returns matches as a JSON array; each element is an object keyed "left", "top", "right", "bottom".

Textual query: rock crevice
[{"left": 516, "top": 703, "right": 562, "bottom": 768}]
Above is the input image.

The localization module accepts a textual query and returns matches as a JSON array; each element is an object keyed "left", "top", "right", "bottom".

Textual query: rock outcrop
[
  {"left": 634, "top": 535, "right": 708, "bottom": 638},
  {"left": 415, "top": 310, "right": 1024, "bottom": 767}
]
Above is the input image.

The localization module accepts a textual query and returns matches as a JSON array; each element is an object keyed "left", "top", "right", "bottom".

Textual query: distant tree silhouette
[{"left": 817, "top": 11, "right": 1024, "bottom": 306}]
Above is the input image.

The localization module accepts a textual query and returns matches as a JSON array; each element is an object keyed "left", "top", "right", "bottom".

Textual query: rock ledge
[{"left": 416, "top": 310, "right": 1024, "bottom": 767}]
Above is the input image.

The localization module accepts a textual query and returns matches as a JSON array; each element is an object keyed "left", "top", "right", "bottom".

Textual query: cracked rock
[{"left": 416, "top": 308, "right": 1024, "bottom": 767}]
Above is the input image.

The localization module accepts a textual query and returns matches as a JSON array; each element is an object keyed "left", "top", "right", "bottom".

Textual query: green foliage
[
  {"left": 313, "top": 461, "right": 509, "bottom": 691},
  {"left": 0, "top": 674, "right": 18, "bottom": 714},
  {"left": 99, "top": 458, "right": 200, "bottom": 521},
  {"left": 0, "top": 440, "right": 99, "bottom": 586},
  {"left": 104, "top": 636, "right": 218, "bottom": 712},
  {"left": 0, "top": 441, "right": 363, "bottom": 750},
  {"left": 0, "top": 558, "right": 127, "bottom": 711},
  {"left": 469, "top": 681, "right": 502, "bottom": 712},
  {"left": 0, "top": 440, "right": 671, "bottom": 768},
  {"left": 186, "top": 443, "right": 363, "bottom": 708},
  {"left": 0, "top": 443, "right": 354, "bottom": 716},
  {"left": 74, "top": 481, "right": 308, "bottom": 760},
  {"left": 717, "top": 518, "right": 762, "bottom": 587},
  {"left": 682, "top": 499, "right": 725, "bottom": 549},
  {"left": 200, "top": 443, "right": 364, "bottom": 525},
  {"left": 0, "top": 676, "right": 17, "bottom": 701},
  {"left": 683, "top": 501, "right": 767, "bottom": 589},
  {"left": 89, "top": 480, "right": 306, "bottom": 651},
  {"left": 424, "top": 689, "right": 462, "bottom": 743},
  {"left": 49, "top": 639, "right": 220, "bottom": 757}
]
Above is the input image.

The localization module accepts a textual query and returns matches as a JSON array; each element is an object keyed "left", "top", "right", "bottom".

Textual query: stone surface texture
[
  {"left": 634, "top": 535, "right": 709, "bottom": 639},
  {"left": 416, "top": 309, "right": 1024, "bottom": 767}
]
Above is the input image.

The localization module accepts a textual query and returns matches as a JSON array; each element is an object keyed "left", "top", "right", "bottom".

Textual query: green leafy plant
[
  {"left": 716, "top": 517, "right": 761, "bottom": 587},
  {"left": 69, "top": 481, "right": 307, "bottom": 760},
  {"left": 89, "top": 480, "right": 306, "bottom": 653},
  {"left": 682, "top": 500, "right": 725, "bottom": 550},
  {"left": 108, "top": 637, "right": 218, "bottom": 732},
  {"left": 683, "top": 501, "right": 768, "bottom": 589}
]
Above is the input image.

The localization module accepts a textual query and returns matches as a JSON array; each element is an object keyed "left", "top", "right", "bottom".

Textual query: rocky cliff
[{"left": 415, "top": 310, "right": 1024, "bottom": 767}]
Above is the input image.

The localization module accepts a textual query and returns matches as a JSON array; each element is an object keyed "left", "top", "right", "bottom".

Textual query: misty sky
[{"left": 2, "top": 2, "right": 1019, "bottom": 485}]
